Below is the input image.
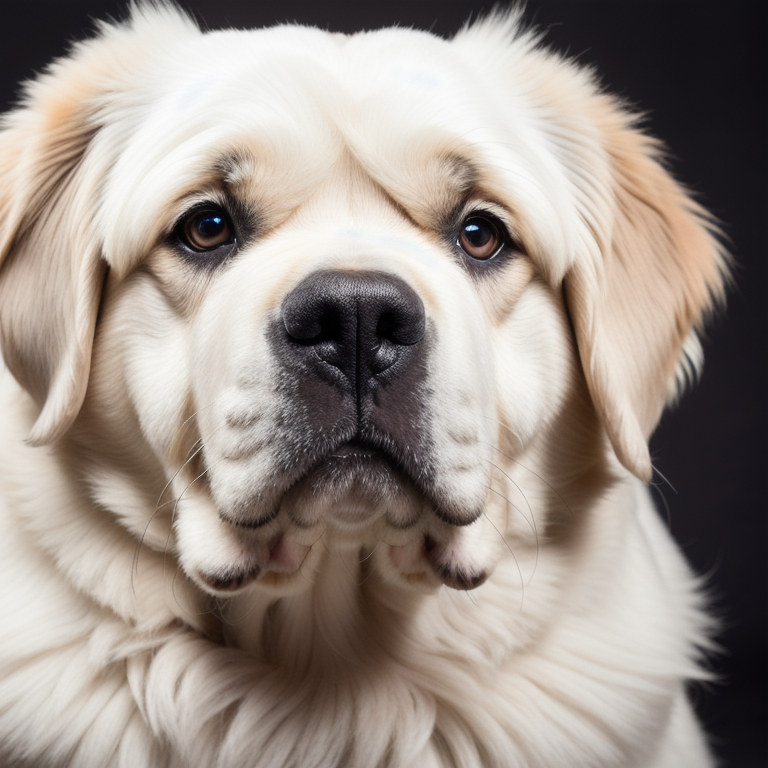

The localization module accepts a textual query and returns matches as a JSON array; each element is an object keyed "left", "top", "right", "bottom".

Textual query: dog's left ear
[{"left": 564, "top": 116, "right": 727, "bottom": 481}]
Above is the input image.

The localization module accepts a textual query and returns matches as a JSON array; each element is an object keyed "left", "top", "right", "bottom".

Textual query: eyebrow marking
[
  {"left": 439, "top": 153, "right": 479, "bottom": 197},
  {"left": 215, "top": 151, "right": 255, "bottom": 186}
]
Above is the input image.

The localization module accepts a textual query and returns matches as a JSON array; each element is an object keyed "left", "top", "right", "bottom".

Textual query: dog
[{"left": 0, "top": 5, "right": 727, "bottom": 767}]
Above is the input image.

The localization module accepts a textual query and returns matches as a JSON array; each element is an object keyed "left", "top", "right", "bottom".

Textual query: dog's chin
[{"left": 281, "top": 444, "right": 425, "bottom": 531}]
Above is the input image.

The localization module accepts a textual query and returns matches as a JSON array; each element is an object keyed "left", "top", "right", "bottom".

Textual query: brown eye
[
  {"left": 179, "top": 207, "right": 234, "bottom": 252},
  {"left": 457, "top": 215, "right": 504, "bottom": 260}
]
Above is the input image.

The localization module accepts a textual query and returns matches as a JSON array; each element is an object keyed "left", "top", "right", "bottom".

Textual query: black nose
[{"left": 281, "top": 270, "right": 425, "bottom": 390}]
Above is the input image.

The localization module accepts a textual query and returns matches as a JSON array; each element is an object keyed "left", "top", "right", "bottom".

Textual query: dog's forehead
[
  {"left": 135, "top": 24, "right": 462, "bottom": 125},
  {"left": 155, "top": 27, "right": 496, "bottom": 169},
  {"left": 97, "top": 23, "right": 579, "bottom": 279}
]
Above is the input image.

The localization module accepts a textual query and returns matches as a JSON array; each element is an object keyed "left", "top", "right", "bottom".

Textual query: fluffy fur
[{"left": 0, "top": 6, "right": 726, "bottom": 767}]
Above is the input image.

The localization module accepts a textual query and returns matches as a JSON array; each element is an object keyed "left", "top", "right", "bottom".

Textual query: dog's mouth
[
  {"left": 212, "top": 411, "right": 461, "bottom": 532},
  {"left": 189, "top": 434, "right": 492, "bottom": 596},
  {"left": 268, "top": 436, "right": 428, "bottom": 531}
]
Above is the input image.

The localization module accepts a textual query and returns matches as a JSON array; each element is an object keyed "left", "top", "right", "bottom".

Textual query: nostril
[
  {"left": 283, "top": 303, "right": 340, "bottom": 344},
  {"left": 376, "top": 307, "right": 425, "bottom": 347},
  {"left": 283, "top": 299, "right": 350, "bottom": 367},
  {"left": 370, "top": 338, "right": 399, "bottom": 374}
]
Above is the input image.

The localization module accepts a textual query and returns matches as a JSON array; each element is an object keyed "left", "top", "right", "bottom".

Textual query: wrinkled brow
[{"left": 375, "top": 150, "right": 482, "bottom": 230}]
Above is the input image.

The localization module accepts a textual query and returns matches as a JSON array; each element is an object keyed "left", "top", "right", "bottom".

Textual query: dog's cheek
[
  {"left": 86, "top": 278, "right": 196, "bottom": 465},
  {"left": 185, "top": 290, "right": 292, "bottom": 523},
  {"left": 491, "top": 284, "right": 576, "bottom": 451},
  {"left": 419, "top": 287, "right": 499, "bottom": 521}
]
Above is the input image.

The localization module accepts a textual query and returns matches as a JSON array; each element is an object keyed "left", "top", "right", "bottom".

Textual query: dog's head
[{"left": 0, "top": 8, "right": 725, "bottom": 602}]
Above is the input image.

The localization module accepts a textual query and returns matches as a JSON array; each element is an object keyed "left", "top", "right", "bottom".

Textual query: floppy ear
[
  {"left": 0, "top": 7, "right": 197, "bottom": 445},
  {"left": 0, "top": 40, "right": 113, "bottom": 445},
  {"left": 565, "top": 118, "right": 727, "bottom": 481}
]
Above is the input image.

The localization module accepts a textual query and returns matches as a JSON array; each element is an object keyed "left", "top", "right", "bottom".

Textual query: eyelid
[{"left": 459, "top": 201, "right": 515, "bottom": 234}]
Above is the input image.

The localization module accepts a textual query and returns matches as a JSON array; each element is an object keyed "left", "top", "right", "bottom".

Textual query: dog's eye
[
  {"left": 178, "top": 207, "right": 235, "bottom": 252},
  {"left": 457, "top": 215, "right": 504, "bottom": 261}
]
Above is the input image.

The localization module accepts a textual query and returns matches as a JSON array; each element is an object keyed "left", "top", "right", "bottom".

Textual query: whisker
[
  {"left": 155, "top": 437, "right": 206, "bottom": 510},
  {"left": 219, "top": 593, "right": 265, "bottom": 627},
  {"left": 336, "top": 546, "right": 363, "bottom": 585},
  {"left": 294, "top": 528, "right": 326, "bottom": 587},
  {"left": 156, "top": 411, "right": 227, "bottom": 512},
  {"left": 487, "top": 460, "right": 538, "bottom": 540},
  {"left": 132, "top": 399, "right": 225, "bottom": 591},
  {"left": 169, "top": 563, "right": 214, "bottom": 619},
  {"left": 462, "top": 588, "right": 479, "bottom": 606},
  {"left": 650, "top": 462, "right": 677, "bottom": 494},
  {"left": 358, "top": 542, "right": 381, "bottom": 563},
  {"left": 132, "top": 444, "right": 206, "bottom": 582},
  {"left": 478, "top": 423, "right": 574, "bottom": 520},
  {"left": 158, "top": 465, "right": 212, "bottom": 601},
  {"left": 484, "top": 456, "right": 541, "bottom": 583},
  {"left": 482, "top": 509, "right": 526, "bottom": 609},
  {"left": 178, "top": 395, "right": 222, "bottom": 438},
  {"left": 485, "top": 485, "right": 538, "bottom": 583}
]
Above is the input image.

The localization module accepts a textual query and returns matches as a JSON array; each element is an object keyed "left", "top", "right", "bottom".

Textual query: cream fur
[{"left": 0, "top": 6, "right": 726, "bottom": 768}]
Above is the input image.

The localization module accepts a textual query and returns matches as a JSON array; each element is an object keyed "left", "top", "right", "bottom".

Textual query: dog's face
[{"left": 0, "top": 10, "right": 724, "bottom": 606}]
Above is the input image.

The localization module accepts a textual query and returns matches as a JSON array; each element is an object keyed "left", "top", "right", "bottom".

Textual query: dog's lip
[
  {"left": 326, "top": 439, "right": 379, "bottom": 460},
  {"left": 219, "top": 436, "right": 404, "bottom": 530},
  {"left": 296, "top": 434, "right": 409, "bottom": 493},
  {"left": 219, "top": 433, "right": 480, "bottom": 531},
  {"left": 196, "top": 533, "right": 312, "bottom": 593}
]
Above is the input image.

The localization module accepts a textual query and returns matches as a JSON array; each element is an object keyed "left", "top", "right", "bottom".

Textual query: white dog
[{"left": 0, "top": 6, "right": 726, "bottom": 767}]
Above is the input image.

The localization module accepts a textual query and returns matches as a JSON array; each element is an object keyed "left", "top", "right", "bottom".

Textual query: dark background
[{"left": 1, "top": 1, "right": 764, "bottom": 765}]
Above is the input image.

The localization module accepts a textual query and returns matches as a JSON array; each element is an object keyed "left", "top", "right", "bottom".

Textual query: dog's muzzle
[
  {"left": 191, "top": 269, "right": 492, "bottom": 592},
  {"left": 269, "top": 269, "right": 454, "bottom": 529}
]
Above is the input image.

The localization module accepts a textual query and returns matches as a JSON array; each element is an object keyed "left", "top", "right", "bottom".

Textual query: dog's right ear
[
  {"left": 0, "top": 7, "right": 196, "bottom": 445},
  {"left": 0, "top": 71, "right": 107, "bottom": 445}
]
